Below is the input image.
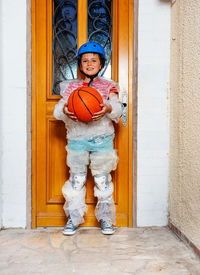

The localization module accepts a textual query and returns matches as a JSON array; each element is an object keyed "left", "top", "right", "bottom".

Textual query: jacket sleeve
[
  {"left": 53, "top": 97, "right": 67, "bottom": 121},
  {"left": 53, "top": 80, "right": 71, "bottom": 121},
  {"left": 105, "top": 94, "right": 122, "bottom": 123}
]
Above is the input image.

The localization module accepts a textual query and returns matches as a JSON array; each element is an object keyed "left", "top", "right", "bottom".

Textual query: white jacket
[{"left": 53, "top": 77, "right": 122, "bottom": 140}]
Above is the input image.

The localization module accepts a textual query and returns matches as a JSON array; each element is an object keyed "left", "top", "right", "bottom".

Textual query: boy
[{"left": 54, "top": 42, "right": 122, "bottom": 235}]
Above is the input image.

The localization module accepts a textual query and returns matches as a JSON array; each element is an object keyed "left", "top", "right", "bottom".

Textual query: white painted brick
[
  {"left": 137, "top": 0, "right": 170, "bottom": 226},
  {"left": 137, "top": 208, "right": 168, "bottom": 227},
  {"left": 0, "top": 0, "right": 27, "bottom": 228}
]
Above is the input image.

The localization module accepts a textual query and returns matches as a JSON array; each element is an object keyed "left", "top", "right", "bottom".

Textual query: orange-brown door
[{"left": 32, "top": 0, "right": 134, "bottom": 228}]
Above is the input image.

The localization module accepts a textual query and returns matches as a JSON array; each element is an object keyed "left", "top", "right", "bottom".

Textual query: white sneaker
[{"left": 101, "top": 220, "right": 115, "bottom": 235}]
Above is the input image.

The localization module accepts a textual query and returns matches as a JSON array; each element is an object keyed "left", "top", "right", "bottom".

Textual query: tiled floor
[{"left": 0, "top": 227, "right": 200, "bottom": 275}]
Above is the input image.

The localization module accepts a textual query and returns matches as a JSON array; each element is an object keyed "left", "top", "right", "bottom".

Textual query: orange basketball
[{"left": 67, "top": 86, "right": 103, "bottom": 122}]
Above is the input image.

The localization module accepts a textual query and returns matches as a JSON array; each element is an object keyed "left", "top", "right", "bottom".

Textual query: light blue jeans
[
  {"left": 63, "top": 134, "right": 118, "bottom": 225},
  {"left": 67, "top": 134, "right": 115, "bottom": 154},
  {"left": 66, "top": 134, "right": 118, "bottom": 175}
]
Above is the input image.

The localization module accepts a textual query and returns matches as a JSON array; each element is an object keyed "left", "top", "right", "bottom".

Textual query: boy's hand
[
  {"left": 92, "top": 104, "right": 112, "bottom": 121},
  {"left": 63, "top": 103, "right": 78, "bottom": 122}
]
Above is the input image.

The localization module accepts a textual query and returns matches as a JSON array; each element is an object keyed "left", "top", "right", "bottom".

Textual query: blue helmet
[{"left": 77, "top": 42, "right": 106, "bottom": 58}]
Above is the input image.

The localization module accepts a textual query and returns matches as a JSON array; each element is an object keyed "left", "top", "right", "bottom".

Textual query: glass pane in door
[
  {"left": 52, "top": 0, "right": 78, "bottom": 95},
  {"left": 88, "top": 0, "right": 112, "bottom": 78}
]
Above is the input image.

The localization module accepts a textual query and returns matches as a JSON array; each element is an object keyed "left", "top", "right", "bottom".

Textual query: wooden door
[{"left": 32, "top": 0, "right": 134, "bottom": 228}]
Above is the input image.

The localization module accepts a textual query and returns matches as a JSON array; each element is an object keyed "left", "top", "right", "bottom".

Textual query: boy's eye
[{"left": 82, "top": 58, "right": 98, "bottom": 64}]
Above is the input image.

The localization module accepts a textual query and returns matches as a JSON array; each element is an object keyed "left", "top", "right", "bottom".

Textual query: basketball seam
[
  {"left": 72, "top": 90, "right": 78, "bottom": 119},
  {"left": 77, "top": 90, "right": 95, "bottom": 117},
  {"left": 79, "top": 89, "right": 102, "bottom": 104}
]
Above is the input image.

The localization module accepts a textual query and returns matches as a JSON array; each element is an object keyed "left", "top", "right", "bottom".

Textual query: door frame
[{"left": 31, "top": 0, "right": 137, "bottom": 228}]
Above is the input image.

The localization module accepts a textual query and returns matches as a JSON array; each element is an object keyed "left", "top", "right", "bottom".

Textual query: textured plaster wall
[
  {"left": 169, "top": 0, "right": 200, "bottom": 248},
  {"left": 0, "top": 0, "right": 3, "bottom": 228}
]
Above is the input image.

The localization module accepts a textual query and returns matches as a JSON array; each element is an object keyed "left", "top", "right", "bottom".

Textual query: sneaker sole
[
  {"left": 101, "top": 229, "right": 115, "bottom": 235},
  {"left": 62, "top": 229, "right": 77, "bottom": 236}
]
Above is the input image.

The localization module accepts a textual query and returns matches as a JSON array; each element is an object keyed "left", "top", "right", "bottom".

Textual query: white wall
[
  {"left": 137, "top": 0, "right": 170, "bottom": 226},
  {"left": 0, "top": 0, "right": 27, "bottom": 228}
]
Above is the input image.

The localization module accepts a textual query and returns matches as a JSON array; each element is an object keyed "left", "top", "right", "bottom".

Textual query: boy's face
[{"left": 80, "top": 53, "right": 102, "bottom": 76}]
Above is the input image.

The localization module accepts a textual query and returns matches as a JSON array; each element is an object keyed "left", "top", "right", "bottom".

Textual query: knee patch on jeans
[
  {"left": 69, "top": 173, "right": 87, "bottom": 191},
  {"left": 94, "top": 174, "right": 114, "bottom": 201}
]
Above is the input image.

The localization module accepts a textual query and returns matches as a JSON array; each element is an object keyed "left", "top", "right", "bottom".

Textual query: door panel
[{"left": 32, "top": 0, "right": 133, "bottom": 227}]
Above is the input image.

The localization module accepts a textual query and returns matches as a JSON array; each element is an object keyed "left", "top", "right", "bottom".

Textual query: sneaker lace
[
  {"left": 102, "top": 220, "right": 112, "bottom": 229},
  {"left": 65, "top": 218, "right": 75, "bottom": 229},
  {"left": 67, "top": 219, "right": 73, "bottom": 226}
]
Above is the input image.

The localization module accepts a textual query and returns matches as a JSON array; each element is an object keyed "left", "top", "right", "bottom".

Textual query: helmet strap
[{"left": 80, "top": 69, "right": 101, "bottom": 86}]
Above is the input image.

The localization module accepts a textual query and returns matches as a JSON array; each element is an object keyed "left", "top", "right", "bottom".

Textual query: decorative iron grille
[
  {"left": 88, "top": 0, "right": 112, "bottom": 78},
  {"left": 52, "top": 0, "right": 78, "bottom": 95}
]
